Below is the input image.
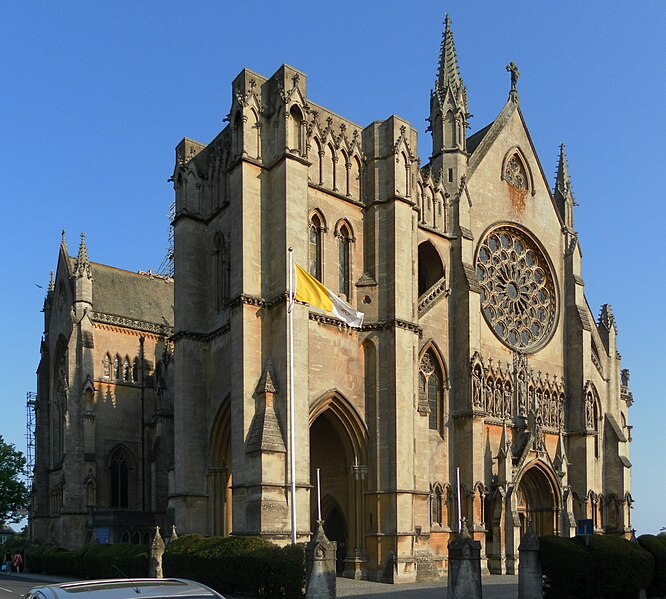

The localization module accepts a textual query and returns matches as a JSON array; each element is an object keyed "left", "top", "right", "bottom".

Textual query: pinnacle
[
  {"left": 437, "top": 14, "right": 463, "bottom": 92},
  {"left": 74, "top": 232, "right": 93, "bottom": 280},
  {"left": 555, "top": 144, "right": 571, "bottom": 196}
]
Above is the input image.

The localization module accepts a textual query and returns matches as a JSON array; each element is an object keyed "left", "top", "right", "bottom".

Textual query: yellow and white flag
[{"left": 294, "top": 265, "right": 364, "bottom": 328}]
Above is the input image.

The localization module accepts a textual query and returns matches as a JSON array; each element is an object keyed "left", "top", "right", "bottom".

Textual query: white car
[{"left": 25, "top": 578, "right": 226, "bottom": 599}]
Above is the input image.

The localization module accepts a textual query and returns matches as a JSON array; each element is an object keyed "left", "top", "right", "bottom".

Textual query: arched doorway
[
  {"left": 309, "top": 393, "right": 367, "bottom": 577},
  {"left": 516, "top": 464, "right": 559, "bottom": 538},
  {"left": 322, "top": 496, "right": 348, "bottom": 575}
]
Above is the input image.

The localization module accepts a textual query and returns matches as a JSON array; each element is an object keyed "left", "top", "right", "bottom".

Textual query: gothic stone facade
[
  {"left": 32, "top": 235, "right": 175, "bottom": 547},
  {"left": 33, "top": 18, "right": 633, "bottom": 581}
]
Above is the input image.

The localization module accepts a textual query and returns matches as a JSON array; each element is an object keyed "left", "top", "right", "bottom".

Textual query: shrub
[
  {"left": 82, "top": 544, "right": 149, "bottom": 579},
  {"left": 541, "top": 535, "right": 592, "bottom": 598},
  {"left": 25, "top": 545, "right": 49, "bottom": 574},
  {"left": 638, "top": 534, "right": 666, "bottom": 598},
  {"left": 42, "top": 547, "right": 86, "bottom": 578},
  {"left": 164, "top": 535, "right": 305, "bottom": 599},
  {"left": 541, "top": 534, "right": 653, "bottom": 599},
  {"left": 580, "top": 535, "right": 653, "bottom": 599}
]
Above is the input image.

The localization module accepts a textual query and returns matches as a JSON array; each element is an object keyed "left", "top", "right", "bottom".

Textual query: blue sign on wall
[
  {"left": 94, "top": 527, "right": 111, "bottom": 544},
  {"left": 576, "top": 519, "right": 593, "bottom": 536}
]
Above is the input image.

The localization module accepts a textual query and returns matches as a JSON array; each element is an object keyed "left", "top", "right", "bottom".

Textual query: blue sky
[{"left": 2, "top": 1, "right": 664, "bottom": 534}]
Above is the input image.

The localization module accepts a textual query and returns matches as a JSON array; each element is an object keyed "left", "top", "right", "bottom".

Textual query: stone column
[
  {"left": 447, "top": 519, "right": 482, "bottom": 599},
  {"left": 306, "top": 520, "right": 336, "bottom": 599},
  {"left": 518, "top": 524, "right": 542, "bottom": 599},
  {"left": 343, "top": 462, "right": 368, "bottom": 580}
]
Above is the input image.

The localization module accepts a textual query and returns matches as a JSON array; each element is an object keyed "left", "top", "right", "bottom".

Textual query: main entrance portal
[{"left": 516, "top": 465, "right": 559, "bottom": 538}]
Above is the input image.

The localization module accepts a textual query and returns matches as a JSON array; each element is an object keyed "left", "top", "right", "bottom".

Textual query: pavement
[
  {"left": 337, "top": 575, "right": 518, "bottom": 599},
  {"left": 4, "top": 571, "right": 520, "bottom": 599}
]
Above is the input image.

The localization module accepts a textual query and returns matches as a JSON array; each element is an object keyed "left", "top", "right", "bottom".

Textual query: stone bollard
[
  {"left": 447, "top": 518, "right": 482, "bottom": 599},
  {"left": 306, "top": 520, "right": 337, "bottom": 599},
  {"left": 149, "top": 526, "right": 166, "bottom": 578},
  {"left": 168, "top": 524, "right": 178, "bottom": 547},
  {"left": 518, "top": 524, "right": 542, "bottom": 599}
]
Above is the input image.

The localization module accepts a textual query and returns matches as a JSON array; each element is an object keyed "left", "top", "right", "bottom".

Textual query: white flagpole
[
  {"left": 288, "top": 247, "right": 297, "bottom": 544},
  {"left": 456, "top": 466, "right": 462, "bottom": 533}
]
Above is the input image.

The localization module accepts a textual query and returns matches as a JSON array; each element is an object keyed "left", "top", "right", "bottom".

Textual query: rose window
[{"left": 475, "top": 227, "right": 556, "bottom": 351}]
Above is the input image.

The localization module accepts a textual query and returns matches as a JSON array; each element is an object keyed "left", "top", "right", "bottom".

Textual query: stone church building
[{"left": 32, "top": 17, "right": 634, "bottom": 581}]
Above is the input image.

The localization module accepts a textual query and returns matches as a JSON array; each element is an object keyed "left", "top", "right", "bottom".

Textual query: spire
[
  {"left": 554, "top": 144, "right": 576, "bottom": 228},
  {"left": 429, "top": 14, "right": 468, "bottom": 184},
  {"left": 73, "top": 232, "right": 93, "bottom": 280},
  {"left": 48, "top": 271, "right": 55, "bottom": 295},
  {"left": 437, "top": 14, "right": 463, "bottom": 92}
]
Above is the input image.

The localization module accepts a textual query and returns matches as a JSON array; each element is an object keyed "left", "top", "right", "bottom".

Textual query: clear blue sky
[{"left": 2, "top": 1, "right": 664, "bottom": 535}]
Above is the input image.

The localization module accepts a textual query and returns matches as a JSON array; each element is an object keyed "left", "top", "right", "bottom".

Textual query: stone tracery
[{"left": 476, "top": 226, "right": 556, "bottom": 351}]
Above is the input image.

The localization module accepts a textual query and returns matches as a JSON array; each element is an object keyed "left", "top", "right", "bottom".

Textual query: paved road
[
  {"left": 0, "top": 571, "right": 520, "bottom": 599},
  {"left": 0, "top": 574, "right": 46, "bottom": 599},
  {"left": 337, "top": 575, "right": 518, "bottom": 599}
]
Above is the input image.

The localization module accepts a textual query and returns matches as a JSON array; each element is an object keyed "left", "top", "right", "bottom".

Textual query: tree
[{"left": 0, "top": 436, "right": 29, "bottom": 523}]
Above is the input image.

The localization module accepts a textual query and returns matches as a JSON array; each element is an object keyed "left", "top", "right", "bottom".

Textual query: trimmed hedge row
[
  {"left": 638, "top": 534, "right": 666, "bottom": 598},
  {"left": 25, "top": 544, "right": 148, "bottom": 579},
  {"left": 163, "top": 535, "right": 305, "bottom": 599},
  {"left": 541, "top": 534, "right": 654, "bottom": 599}
]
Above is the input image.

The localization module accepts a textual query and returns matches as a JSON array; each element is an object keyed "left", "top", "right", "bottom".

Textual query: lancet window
[
  {"left": 337, "top": 222, "right": 352, "bottom": 299},
  {"left": 110, "top": 447, "right": 130, "bottom": 508},
  {"left": 309, "top": 212, "right": 324, "bottom": 281},
  {"left": 419, "top": 349, "right": 445, "bottom": 433}
]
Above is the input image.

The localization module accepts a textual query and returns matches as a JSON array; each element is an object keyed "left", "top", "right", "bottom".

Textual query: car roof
[{"left": 28, "top": 578, "right": 225, "bottom": 599}]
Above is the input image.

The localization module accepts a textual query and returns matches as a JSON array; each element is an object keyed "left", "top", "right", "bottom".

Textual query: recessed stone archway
[
  {"left": 309, "top": 392, "right": 368, "bottom": 578},
  {"left": 515, "top": 462, "right": 560, "bottom": 538}
]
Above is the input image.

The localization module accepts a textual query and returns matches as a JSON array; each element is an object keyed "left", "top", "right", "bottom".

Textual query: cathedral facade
[{"left": 32, "top": 17, "right": 633, "bottom": 581}]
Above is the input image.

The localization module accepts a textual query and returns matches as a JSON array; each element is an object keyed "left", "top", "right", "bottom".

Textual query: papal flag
[{"left": 294, "top": 264, "right": 364, "bottom": 328}]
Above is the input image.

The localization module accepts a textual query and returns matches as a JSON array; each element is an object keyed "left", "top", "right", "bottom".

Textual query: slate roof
[
  {"left": 466, "top": 123, "right": 493, "bottom": 155},
  {"left": 89, "top": 262, "right": 174, "bottom": 327}
]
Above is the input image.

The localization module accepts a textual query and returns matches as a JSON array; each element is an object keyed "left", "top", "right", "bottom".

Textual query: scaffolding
[{"left": 26, "top": 392, "right": 37, "bottom": 481}]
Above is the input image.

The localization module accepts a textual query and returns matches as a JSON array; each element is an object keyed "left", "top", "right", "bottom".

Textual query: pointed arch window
[
  {"left": 132, "top": 358, "right": 140, "bottom": 384},
  {"left": 337, "top": 222, "right": 352, "bottom": 299},
  {"left": 122, "top": 357, "right": 130, "bottom": 382},
  {"left": 309, "top": 213, "right": 324, "bottom": 281},
  {"left": 214, "top": 233, "right": 230, "bottom": 310},
  {"left": 289, "top": 105, "right": 304, "bottom": 155},
  {"left": 420, "top": 349, "right": 445, "bottom": 433},
  {"left": 110, "top": 448, "right": 130, "bottom": 508},
  {"left": 113, "top": 355, "right": 121, "bottom": 380}
]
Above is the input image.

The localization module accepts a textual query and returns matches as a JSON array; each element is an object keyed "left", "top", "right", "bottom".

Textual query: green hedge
[
  {"left": 638, "top": 534, "right": 666, "bottom": 598},
  {"left": 540, "top": 535, "right": 591, "bottom": 598},
  {"left": 82, "top": 544, "right": 149, "bottom": 579},
  {"left": 541, "top": 534, "right": 654, "bottom": 599},
  {"left": 25, "top": 545, "right": 49, "bottom": 574},
  {"left": 24, "top": 544, "right": 148, "bottom": 579},
  {"left": 163, "top": 535, "right": 305, "bottom": 599}
]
